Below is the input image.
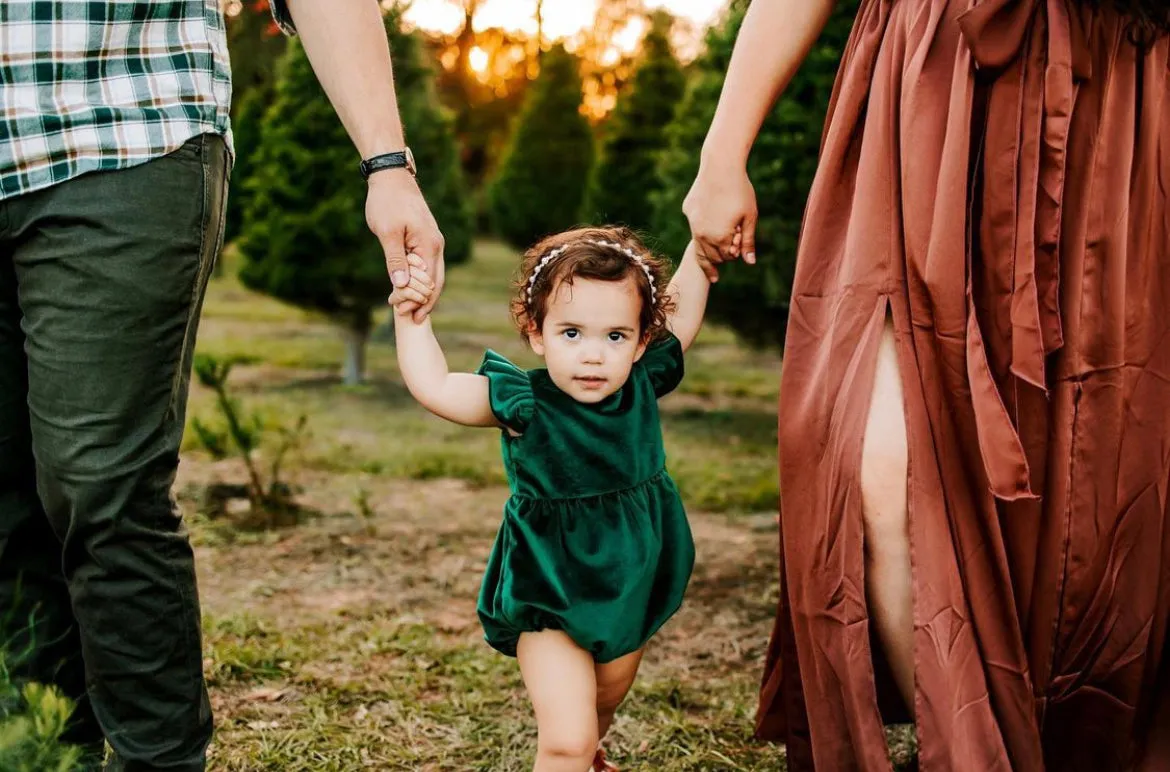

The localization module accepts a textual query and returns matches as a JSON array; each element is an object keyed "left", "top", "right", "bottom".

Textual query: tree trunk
[
  {"left": 340, "top": 312, "right": 372, "bottom": 386},
  {"left": 456, "top": 0, "right": 479, "bottom": 77}
]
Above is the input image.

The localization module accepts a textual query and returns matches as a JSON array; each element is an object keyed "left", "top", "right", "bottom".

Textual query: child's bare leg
[
  {"left": 518, "top": 631, "right": 599, "bottom": 772},
  {"left": 595, "top": 649, "right": 644, "bottom": 740}
]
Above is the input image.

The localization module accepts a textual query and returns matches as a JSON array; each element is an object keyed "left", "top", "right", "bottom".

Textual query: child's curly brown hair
[{"left": 510, "top": 226, "right": 676, "bottom": 343}]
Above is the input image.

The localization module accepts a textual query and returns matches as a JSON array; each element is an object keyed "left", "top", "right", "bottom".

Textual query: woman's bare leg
[{"left": 859, "top": 319, "right": 914, "bottom": 707}]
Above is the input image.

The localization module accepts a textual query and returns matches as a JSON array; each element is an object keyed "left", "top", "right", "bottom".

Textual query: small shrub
[
  {"left": 0, "top": 645, "right": 84, "bottom": 772},
  {"left": 190, "top": 354, "right": 309, "bottom": 528}
]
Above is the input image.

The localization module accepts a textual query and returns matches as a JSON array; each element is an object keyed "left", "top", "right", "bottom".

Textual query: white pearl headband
[{"left": 525, "top": 239, "right": 657, "bottom": 304}]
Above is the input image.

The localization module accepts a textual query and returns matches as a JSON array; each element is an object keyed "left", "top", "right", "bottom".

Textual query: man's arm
[{"left": 270, "top": 0, "right": 446, "bottom": 321}]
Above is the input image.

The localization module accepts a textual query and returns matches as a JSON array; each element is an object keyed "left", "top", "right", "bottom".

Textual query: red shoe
[{"left": 592, "top": 747, "right": 619, "bottom": 772}]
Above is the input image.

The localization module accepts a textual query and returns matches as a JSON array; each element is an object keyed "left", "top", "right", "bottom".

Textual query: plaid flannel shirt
[{"left": 0, "top": 0, "right": 295, "bottom": 200}]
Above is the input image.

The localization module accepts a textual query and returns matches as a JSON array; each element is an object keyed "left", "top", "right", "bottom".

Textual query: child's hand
[{"left": 390, "top": 253, "right": 435, "bottom": 317}]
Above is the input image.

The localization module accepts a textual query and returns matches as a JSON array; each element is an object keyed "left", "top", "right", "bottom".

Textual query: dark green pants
[{"left": 0, "top": 133, "right": 228, "bottom": 771}]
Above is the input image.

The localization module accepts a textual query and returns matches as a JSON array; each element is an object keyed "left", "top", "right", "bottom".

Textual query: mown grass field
[{"left": 181, "top": 240, "right": 914, "bottom": 770}]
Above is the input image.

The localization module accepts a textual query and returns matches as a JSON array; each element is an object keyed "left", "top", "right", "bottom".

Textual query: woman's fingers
[
  {"left": 740, "top": 211, "right": 758, "bottom": 264},
  {"left": 698, "top": 230, "right": 741, "bottom": 265},
  {"left": 683, "top": 162, "right": 760, "bottom": 271}
]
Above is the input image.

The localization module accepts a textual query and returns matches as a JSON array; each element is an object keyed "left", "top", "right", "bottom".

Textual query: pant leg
[
  {"left": 9, "top": 133, "right": 229, "bottom": 772},
  {"left": 0, "top": 219, "right": 104, "bottom": 758}
]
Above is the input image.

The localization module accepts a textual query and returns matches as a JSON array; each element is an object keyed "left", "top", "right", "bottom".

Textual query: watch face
[{"left": 405, "top": 147, "right": 417, "bottom": 175}]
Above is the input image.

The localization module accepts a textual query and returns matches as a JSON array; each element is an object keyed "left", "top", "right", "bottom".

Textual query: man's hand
[
  {"left": 366, "top": 171, "right": 445, "bottom": 323},
  {"left": 279, "top": 0, "right": 448, "bottom": 321},
  {"left": 388, "top": 253, "right": 435, "bottom": 318}
]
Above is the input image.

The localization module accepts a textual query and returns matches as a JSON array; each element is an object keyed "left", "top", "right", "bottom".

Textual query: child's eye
[
  {"left": 562, "top": 328, "right": 580, "bottom": 340},
  {"left": 608, "top": 331, "right": 627, "bottom": 342}
]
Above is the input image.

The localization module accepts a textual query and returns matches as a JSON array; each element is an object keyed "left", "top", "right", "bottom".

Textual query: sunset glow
[
  {"left": 403, "top": 0, "right": 727, "bottom": 40},
  {"left": 390, "top": 0, "right": 729, "bottom": 117},
  {"left": 469, "top": 46, "right": 490, "bottom": 73}
]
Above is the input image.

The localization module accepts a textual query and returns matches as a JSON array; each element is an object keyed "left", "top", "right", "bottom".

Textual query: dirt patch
[
  {"left": 184, "top": 459, "right": 904, "bottom": 771},
  {"left": 184, "top": 460, "right": 780, "bottom": 669},
  {"left": 185, "top": 457, "right": 784, "bottom": 730}
]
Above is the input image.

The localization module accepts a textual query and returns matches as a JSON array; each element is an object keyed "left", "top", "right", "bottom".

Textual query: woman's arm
[
  {"left": 393, "top": 314, "right": 499, "bottom": 428},
  {"left": 703, "top": 0, "right": 838, "bottom": 169},
  {"left": 684, "top": 0, "right": 837, "bottom": 275},
  {"left": 664, "top": 242, "right": 711, "bottom": 353}
]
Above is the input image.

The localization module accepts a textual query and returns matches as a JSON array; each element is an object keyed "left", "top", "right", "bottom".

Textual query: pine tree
[
  {"left": 488, "top": 44, "right": 595, "bottom": 248},
  {"left": 0, "top": 645, "right": 84, "bottom": 771},
  {"left": 583, "top": 11, "right": 685, "bottom": 232},
  {"left": 237, "top": 9, "right": 474, "bottom": 384},
  {"left": 219, "top": 1, "right": 287, "bottom": 259},
  {"left": 224, "top": 0, "right": 288, "bottom": 114},
  {"left": 652, "top": 0, "right": 858, "bottom": 348}
]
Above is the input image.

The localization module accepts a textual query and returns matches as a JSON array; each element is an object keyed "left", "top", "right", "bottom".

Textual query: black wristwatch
[{"left": 359, "top": 147, "right": 417, "bottom": 179}]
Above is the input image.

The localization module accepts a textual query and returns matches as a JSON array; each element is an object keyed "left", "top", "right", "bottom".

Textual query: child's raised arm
[
  {"left": 392, "top": 264, "right": 499, "bottom": 428},
  {"left": 664, "top": 241, "right": 712, "bottom": 353}
]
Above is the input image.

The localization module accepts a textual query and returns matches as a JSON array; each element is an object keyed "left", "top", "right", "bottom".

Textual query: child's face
[{"left": 530, "top": 276, "right": 648, "bottom": 403}]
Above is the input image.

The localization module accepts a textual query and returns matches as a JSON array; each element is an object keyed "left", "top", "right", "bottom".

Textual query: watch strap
[{"left": 359, "top": 151, "right": 409, "bottom": 179}]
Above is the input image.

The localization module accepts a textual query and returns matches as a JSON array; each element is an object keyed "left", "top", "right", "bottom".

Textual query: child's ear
[{"left": 528, "top": 322, "right": 545, "bottom": 355}]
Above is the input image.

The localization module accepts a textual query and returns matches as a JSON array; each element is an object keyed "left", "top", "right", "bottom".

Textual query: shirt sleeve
[
  {"left": 476, "top": 350, "right": 535, "bottom": 433},
  {"left": 639, "top": 331, "right": 685, "bottom": 398}
]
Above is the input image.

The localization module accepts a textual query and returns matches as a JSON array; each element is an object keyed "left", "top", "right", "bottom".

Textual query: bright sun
[{"left": 469, "top": 46, "right": 489, "bottom": 73}]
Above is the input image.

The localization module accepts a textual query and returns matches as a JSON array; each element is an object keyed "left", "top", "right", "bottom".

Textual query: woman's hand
[
  {"left": 682, "top": 160, "right": 758, "bottom": 283},
  {"left": 680, "top": 0, "right": 838, "bottom": 282}
]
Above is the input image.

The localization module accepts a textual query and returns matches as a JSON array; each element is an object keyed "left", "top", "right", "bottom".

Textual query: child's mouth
[{"left": 574, "top": 376, "right": 607, "bottom": 389}]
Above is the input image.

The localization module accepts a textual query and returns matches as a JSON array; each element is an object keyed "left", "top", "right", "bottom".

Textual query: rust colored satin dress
[{"left": 757, "top": 1, "right": 1170, "bottom": 769}]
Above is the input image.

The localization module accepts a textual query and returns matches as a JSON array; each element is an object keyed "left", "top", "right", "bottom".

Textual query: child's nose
[{"left": 581, "top": 341, "right": 604, "bottom": 363}]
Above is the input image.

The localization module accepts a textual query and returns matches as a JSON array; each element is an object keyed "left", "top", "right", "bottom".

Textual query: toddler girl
[{"left": 390, "top": 226, "right": 712, "bottom": 772}]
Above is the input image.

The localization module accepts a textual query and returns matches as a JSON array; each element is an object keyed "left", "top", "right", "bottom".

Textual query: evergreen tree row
[
  {"left": 487, "top": 11, "right": 685, "bottom": 244},
  {"left": 231, "top": 8, "right": 474, "bottom": 384},
  {"left": 490, "top": 2, "right": 858, "bottom": 348},
  {"left": 226, "top": 2, "right": 860, "bottom": 362}
]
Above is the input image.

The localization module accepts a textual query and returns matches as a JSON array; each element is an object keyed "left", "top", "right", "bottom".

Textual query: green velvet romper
[{"left": 474, "top": 333, "right": 695, "bottom": 663}]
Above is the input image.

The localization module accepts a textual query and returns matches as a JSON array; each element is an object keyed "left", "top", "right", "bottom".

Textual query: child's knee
[{"left": 538, "top": 727, "right": 599, "bottom": 763}]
